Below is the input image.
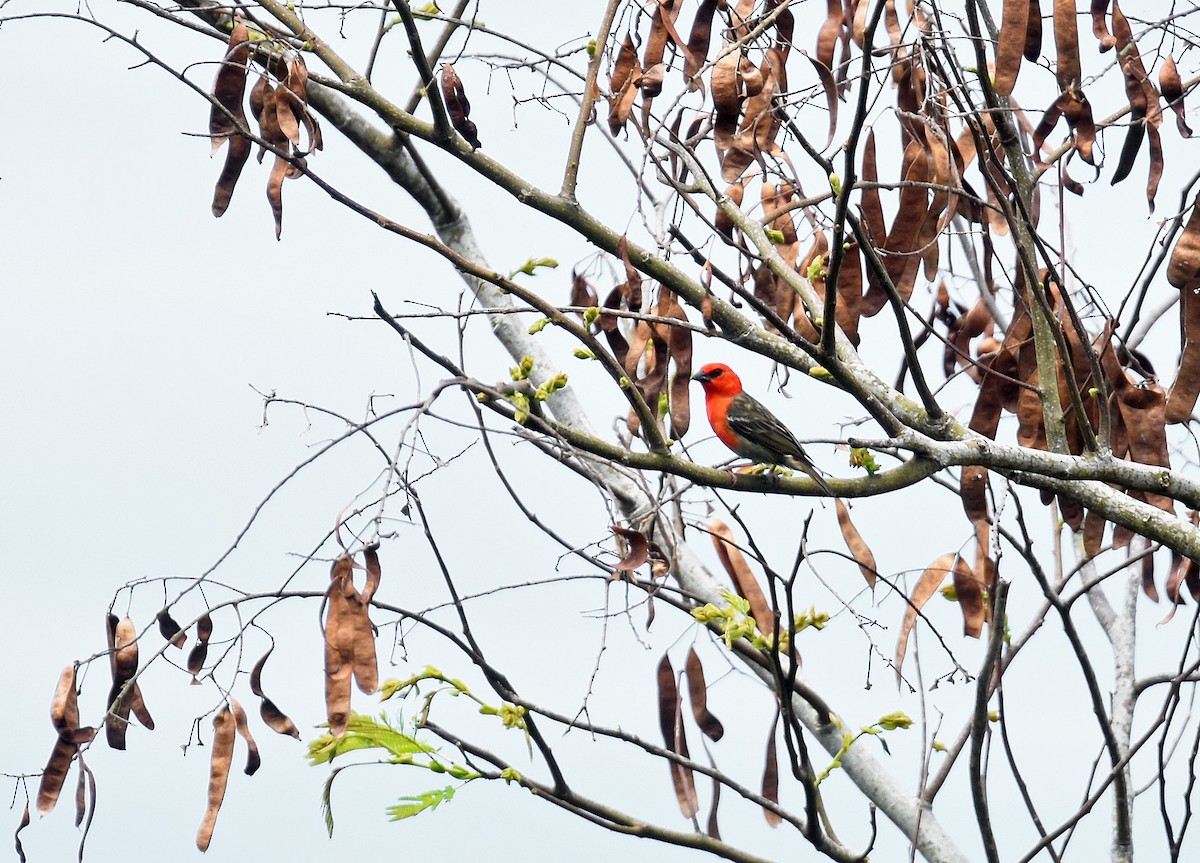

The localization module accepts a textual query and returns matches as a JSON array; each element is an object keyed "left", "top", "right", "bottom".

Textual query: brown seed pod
[
  {"left": 250, "top": 645, "right": 301, "bottom": 739},
  {"left": 196, "top": 706, "right": 236, "bottom": 851}
]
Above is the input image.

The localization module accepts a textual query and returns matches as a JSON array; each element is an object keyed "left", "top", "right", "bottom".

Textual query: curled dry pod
[
  {"left": 362, "top": 543, "right": 382, "bottom": 605},
  {"left": 196, "top": 706, "right": 236, "bottom": 851},
  {"left": 684, "top": 647, "right": 724, "bottom": 742},
  {"left": 1091, "top": 0, "right": 1115, "bottom": 51},
  {"left": 802, "top": 51, "right": 839, "bottom": 149},
  {"left": 15, "top": 801, "right": 29, "bottom": 863},
  {"left": 266, "top": 155, "right": 290, "bottom": 241},
  {"left": 569, "top": 269, "right": 598, "bottom": 311},
  {"left": 228, "top": 698, "right": 262, "bottom": 776},
  {"left": 1147, "top": 121, "right": 1166, "bottom": 211},
  {"left": 440, "top": 63, "right": 481, "bottom": 149},
  {"left": 274, "top": 83, "right": 301, "bottom": 149},
  {"left": 1161, "top": 56, "right": 1192, "bottom": 138},
  {"left": 75, "top": 756, "right": 97, "bottom": 852},
  {"left": 188, "top": 613, "right": 213, "bottom": 683},
  {"left": 250, "top": 645, "right": 300, "bottom": 739},
  {"left": 212, "top": 136, "right": 251, "bottom": 218},
  {"left": 156, "top": 608, "right": 187, "bottom": 649},
  {"left": 612, "top": 525, "right": 649, "bottom": 575},
  {"left": 197, "top": 612, "right": 214, "bottom": 643},
  {"left": 209, "top": 22, "right": 252, "bottom": 217},
  {"left": 284, "top": 57, "right": 322, "bottom": 154},
  {"left": 260, "top": 698, "right": 300, "bottom": 740}
]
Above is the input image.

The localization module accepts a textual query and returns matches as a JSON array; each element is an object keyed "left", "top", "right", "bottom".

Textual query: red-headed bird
[{"left": 692, "top": 362, "right": 833, "bottom": 495}]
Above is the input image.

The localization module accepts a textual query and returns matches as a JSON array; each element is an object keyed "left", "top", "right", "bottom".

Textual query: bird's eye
[{"left": 709, "top": 368, "right": 723, "bottom": 378}]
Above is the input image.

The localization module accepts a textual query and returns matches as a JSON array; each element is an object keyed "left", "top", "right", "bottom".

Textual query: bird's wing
[{"left": 724, "top": 392, "right": 807, "bottom": 459}]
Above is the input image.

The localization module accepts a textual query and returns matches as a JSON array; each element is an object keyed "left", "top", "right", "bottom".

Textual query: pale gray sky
[{"left": 3, "top": 2, "right": 1198, "bottom": 862}]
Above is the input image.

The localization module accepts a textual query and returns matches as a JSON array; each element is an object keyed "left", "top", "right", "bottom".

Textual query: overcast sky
[{"left": 3, "top": 2, "right": 1199, "bottom": 862}]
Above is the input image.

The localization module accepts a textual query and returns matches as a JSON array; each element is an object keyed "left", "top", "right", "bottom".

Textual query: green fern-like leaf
[
  {"left": 308, "top": 713, "right": 436, "bottom": 765},
  {"left": 386, "top": 785, "right": 456, "bottom": 821},
  {"left": 320, "top": 766, "right": 347, "bottom": 837}
]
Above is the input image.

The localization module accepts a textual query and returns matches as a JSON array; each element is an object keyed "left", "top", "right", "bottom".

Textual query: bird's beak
[{"left": 691, "top": 370, "right": 713, "bottom": 383}]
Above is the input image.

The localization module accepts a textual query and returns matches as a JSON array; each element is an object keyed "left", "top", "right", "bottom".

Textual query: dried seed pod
[
  {"left": 250, "top": 646, "right": 301, "bottom": 739},
  {"left": 188, "top": 613, "right": 213, "bottom": 683},
  {"left": 896, "top": 554, "right": 957, "bottom": 684},
  {"left": 709, "top": 519, "right": 773, "bottom": 641},
  {"left": 156, "top": 608, "right": 187, "bottom": 648},
  {"left": 209, "top": 21, "right": 252, "bottom": 217},
  {"left": 15, "top": 801, "right": 29, "bottom": 863},
  {"left": 609, "top": 34, "right": 642, "bottom": 136},
  {"left": 208, "top": 21, "right": 250, "bottom": 153},
  {"left": 656, "top": 655, "right": 698, "bottom": 817},
  {"left": 348, "top": 606, "right": 378, "bottom": 697},
  {"left": 835, "top": 499, "right": 879, "bottom": 589},
  {"left": 75, "top": 755, "right": 97, "bottom": 851},
  {"left": 105, "top": 616, "right": 140, "bottom": 750},
  {"left": 1167, "top": 200, "right": 1200, "bottom": 289},
  {"left": 762, "top": 708, "right": 781, "bottom": 826},
  {"left": 324, "top": 557, "right": 356, "bottom": 737},
  {"left": 36, "top": 738, "right": 76, "bottom": 815},
  {"left": 684, "top": 648, "right": 724, "bottom": 742},
  {"left": 49, "top": 664, "right": 79, "bottom": 734},
  {"left": 283, "top": 57, "right": 322, "bottom": 154},
  {"left": 38, "top": 666, "right": 83, "bottom": 815},
  {"left": 613, "top": 525, "right": 649, "bottom": 575},
  {"left": 196, "top": 706, "right": 236, "bottom": 851},
  {"left": 684, "top": 0, "right": 718, "bottom": 90},
  {"left": 362, "top": 543, "right": 382, "bottom": 605},
  {"left": 229, "top": 698, "right": 261, "bottom": 776},
  {"left": 440, "top": 64, "right": 481, "bottom": 149},
  {"left": 1161, "top": 56, "right": 1192, "bottom": 138},
  {"left": 952, "top": 557, "right": 987, "bottom": 638},
  {"left": 994, "top": 0, "right": 1030, "bottom": 96}
]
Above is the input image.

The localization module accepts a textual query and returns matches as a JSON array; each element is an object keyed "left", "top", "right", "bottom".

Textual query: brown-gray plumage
[{"left": 692, "top": 363, "right": 833, "bottom": 495}]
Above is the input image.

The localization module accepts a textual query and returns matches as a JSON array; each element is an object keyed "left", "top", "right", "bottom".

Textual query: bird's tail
[{"left": 787, "top": 457, "right": 835, "bottom": 496}]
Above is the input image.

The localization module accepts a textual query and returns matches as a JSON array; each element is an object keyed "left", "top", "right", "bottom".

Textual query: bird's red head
[{"left": 692, "top": 362, "right": 743, "bottom": 397}]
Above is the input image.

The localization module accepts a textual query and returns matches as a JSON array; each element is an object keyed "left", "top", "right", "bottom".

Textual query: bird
[{"left": 692, "top": 362, "right": 834, "bottom": 495}]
